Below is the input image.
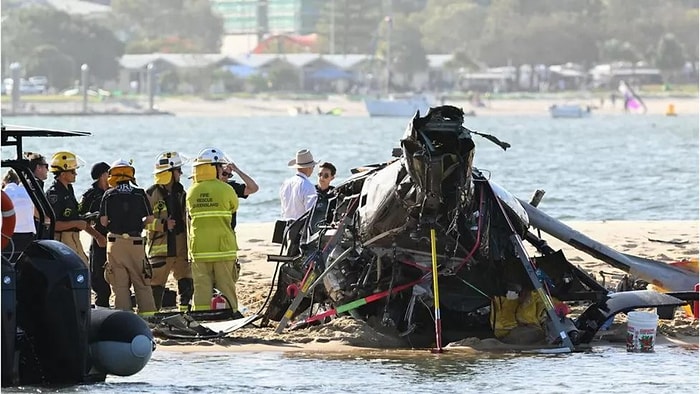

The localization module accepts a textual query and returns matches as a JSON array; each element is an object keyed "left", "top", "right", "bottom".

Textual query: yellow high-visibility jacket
[
  {"left": 186, "top": 179, "right": 238, "bottom": 263},
  {"left": 145, "top": 183, "right": 186, "bottom": 260}
]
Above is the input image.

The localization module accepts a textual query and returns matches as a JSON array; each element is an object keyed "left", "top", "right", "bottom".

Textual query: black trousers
[{"left": 90, "top": 239, "right": 112, "bottom": 307}]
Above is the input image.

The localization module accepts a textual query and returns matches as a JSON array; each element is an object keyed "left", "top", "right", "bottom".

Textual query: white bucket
[{"left": 626, "top": 311, "right": 658, "bottom": 352}]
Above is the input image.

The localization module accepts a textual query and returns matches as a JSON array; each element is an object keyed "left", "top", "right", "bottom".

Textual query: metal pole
[
  {"left": 80, "top": 64, "right": 89, "bottom": 113},
  {"left": 330, "top": 0, "right": 335, "bottom": 55},
  {"left": 147, "top": 63, "right": 154, "bottom": 112},
  {"left": 384, "top": 15, "right": 391, "bottom": 96},
  {"left": 10, "top": 62, "right": 21, "bottom": 114}
]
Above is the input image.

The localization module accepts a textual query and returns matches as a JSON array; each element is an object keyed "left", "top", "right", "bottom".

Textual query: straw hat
[{"left": 287, "top": 149, "right": 319, "bottom": 168}]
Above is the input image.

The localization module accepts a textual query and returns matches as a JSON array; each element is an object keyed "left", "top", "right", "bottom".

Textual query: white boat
[
  {"left": 364, "top": 94, "right": 435, "bottom": 117},
  {"left": 549, "top": 104, "right": 592, "bottom": 118}
]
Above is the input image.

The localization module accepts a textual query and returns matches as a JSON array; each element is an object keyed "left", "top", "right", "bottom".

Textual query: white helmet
[
  {"left": 192, "top": 147, "right": 230, "bottom": 167},
  {"left": 153, "top": 151, "right": 184, "bottom": 174},
  {"left": 109, "top": 159, "right": 134, "bottom": 172}
]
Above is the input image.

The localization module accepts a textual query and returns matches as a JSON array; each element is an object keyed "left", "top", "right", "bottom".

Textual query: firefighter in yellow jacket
[
  {"left": 145, "top": 152, "right": 193, "bottom": 311},
  {"left": 100, "top": 160, "right": 157, "bottom": 315},
  {"left": 186, "top": 148, "right": 239, "bottom": 312}
]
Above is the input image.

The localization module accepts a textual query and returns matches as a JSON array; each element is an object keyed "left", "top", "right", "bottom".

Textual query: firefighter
[
  {"left": 99, "top": 159, "right": 156, "bottom": 315},
  {"left": 186, "top": 148, "right": 240, "bottom": 313},
  {"left": 46, "top": 151, "right": 101, "bottom": 265},
  {"left": 78, "top": 162, "right": 111, "bottom": 307},
  {"left": 145, "top": 151, "right": 193, "bottom": 311}
]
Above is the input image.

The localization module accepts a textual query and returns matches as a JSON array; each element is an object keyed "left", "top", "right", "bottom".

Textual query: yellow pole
[{"left": 430, "top": 228, "right": 444, "bottom": 353}]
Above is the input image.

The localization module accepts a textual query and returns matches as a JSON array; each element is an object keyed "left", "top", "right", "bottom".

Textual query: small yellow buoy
[{"left": 665, "top": 103, "right": 677, "bottom": 116}]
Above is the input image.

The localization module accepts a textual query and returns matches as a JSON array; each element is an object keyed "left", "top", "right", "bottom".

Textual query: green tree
[
  {"left": 385, "top": 17, "right": 428, "bottom": 89},
  {"left": 598, "top": 39, "right": 641, "bottom": 63},
  {"left": 655, "top": 34, "right": 686, "bottom": 82},
  {"left": 112, "top": 0, "right": 223, "bottom": 53},
  {"left": 1, "top": 6, "right": 124, "bottom": 84},
  {"left": 316, "top": 0, "right": 384, "bottom": 54},
  {"left": 415, "top": 0, "right": 488, "bottom": 54},
  {"left": 24, "top": 46, "right": 76, "bottom": 90}
]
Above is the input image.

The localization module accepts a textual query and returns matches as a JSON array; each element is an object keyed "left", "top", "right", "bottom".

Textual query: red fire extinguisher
[
  {"left": 693, "top": 283, "right": 699, "bottom": 320},
  {"left": 211, "top": 293, "right": 227, "bottom": 310}
]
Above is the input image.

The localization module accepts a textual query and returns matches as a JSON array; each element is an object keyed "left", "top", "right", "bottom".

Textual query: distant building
[
  {"left": 210, "top": 0, "right": 322, "bottom": 35},
  {"left": 211, "top": 0, "right": 323, "bottom": 54}
]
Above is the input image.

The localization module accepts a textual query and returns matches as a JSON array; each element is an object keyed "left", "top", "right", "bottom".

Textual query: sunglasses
[
  {"left": 318, "top": 173, "right": 331, "bottom": 179},
  {"left": 222, "top": 171, "right": 232, "bottom": 178}
]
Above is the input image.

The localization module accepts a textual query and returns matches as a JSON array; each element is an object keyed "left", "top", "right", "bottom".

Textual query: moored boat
[
  {"left": 549, "top": 104, "right": 592, "bottom": 118},
  {"left": 364, "top": 94, "right": 435, "bottom": 117}
]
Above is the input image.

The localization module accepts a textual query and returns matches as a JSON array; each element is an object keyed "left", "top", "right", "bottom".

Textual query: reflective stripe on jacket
[
  {"left": 145, "top": 185, "right": 174, "bottom": 258},
  {"left": 186, "top": 179, "right": 238, "bottom": 263}
]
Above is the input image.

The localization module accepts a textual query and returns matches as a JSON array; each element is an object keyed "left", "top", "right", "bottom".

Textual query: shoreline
[{"left": 3, "top": 95, "right": 697, "bottom": 117}]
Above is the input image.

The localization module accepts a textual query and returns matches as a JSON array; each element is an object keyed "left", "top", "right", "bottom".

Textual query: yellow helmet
[
  {"left": 153, "top": 151, "right": 185, "bottom": 174},
  {"left": 50, "top": 151, "right": 82, "bottom": 173}
]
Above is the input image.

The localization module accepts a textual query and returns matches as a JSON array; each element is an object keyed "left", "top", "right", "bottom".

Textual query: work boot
[
  {"left": 151, "top": 285, "right": 165, "bottom": 311},
  {"left": 178, "top": 278, "right": 194, "bottom": 311}
]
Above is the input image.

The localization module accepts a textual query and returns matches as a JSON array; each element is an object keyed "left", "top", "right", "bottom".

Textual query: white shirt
[
  {"left": 3, "top": 183, "right": 35, "bottom": 233},
  {"left": 279, "top": 172, "right": 317, "bottom": 221}
]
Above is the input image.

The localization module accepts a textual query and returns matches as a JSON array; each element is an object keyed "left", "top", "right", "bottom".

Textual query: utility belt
[{"left": 107, "top": 232, "right": 144, "bottom": 244}]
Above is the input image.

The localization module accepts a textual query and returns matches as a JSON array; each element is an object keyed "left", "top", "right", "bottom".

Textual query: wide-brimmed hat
[{"left": 287, "top": 149, "right": 318, "bottom": 168}]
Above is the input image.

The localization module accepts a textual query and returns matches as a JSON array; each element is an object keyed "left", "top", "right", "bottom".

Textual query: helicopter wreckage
[{"left": 263, "top": 105, "right": 696, "bottom": 352}]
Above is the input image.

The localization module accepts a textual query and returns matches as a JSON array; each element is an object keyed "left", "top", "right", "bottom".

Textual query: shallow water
[
  {"left": 3, "top": 113, "right": 698, "bottom": 222},
  {"left": 4, "top": 345, "right": 698, "bottom": 393}
]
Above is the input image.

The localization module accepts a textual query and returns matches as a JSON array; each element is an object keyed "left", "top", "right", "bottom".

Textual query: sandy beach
[
  {"left": 3, "top": 94, "right": 697, "bottom": 117},
  {"left": 152, "top": 95, "right": 698, "bottom": 117},
  {"left": 106, "top": 219, "right": 697, "bottom": 354}
]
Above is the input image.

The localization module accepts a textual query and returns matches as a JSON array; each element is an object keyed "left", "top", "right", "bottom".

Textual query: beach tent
[
  {"left": 227, "top": 64, "right": 259, "bottom": 78},
  {"left": 308, "top": 67, "right": 354, "bottom": 81}
]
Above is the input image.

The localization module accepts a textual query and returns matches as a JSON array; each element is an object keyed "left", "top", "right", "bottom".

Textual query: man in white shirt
[
  {"left": 2, "top": 169, "right": 36, "bottom": 264},
  {"left": 279, "top": 149, "right": 318, "bottom": 221}
]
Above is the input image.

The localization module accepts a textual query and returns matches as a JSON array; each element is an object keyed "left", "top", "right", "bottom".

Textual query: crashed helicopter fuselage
[{"left": 264, "top": 106, "right": 690, "bottom": 350}]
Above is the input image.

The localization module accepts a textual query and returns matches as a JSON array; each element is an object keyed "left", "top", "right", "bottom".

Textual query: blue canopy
[
  {"left": 308, "top": 67, "right": 354, "bottom": 81},
  {"left": 226, "top": 64, "right": 258, "bottom": 78}
]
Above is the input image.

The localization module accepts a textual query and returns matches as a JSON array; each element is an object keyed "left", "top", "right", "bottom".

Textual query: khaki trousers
[
  {"left": 149, "top": 233, "right": 191, "bottom": 285},
  {"left": 55, "top": 231, "right": 88, "bottom": 266},
  {"left": 105, "top": 235, "right": 156, "bottom": 314},
  {"left": 192, "top": 259, "right": 238, "bottom": 311}
]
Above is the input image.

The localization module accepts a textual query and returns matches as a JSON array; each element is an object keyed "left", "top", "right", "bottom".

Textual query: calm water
[
  {"left": 5, "top": 346, "right": 699, "bottom": 393},
  {"left": 1, "top": 113, "right": 699, "bottom": 393},
  {"left": 2, "top": 113, "right": 698, "bottom": 222}
]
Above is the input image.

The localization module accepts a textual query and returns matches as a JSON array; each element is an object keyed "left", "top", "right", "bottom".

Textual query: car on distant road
[{"left": 2, "top": 78, "right": 46, "bottom": 95}]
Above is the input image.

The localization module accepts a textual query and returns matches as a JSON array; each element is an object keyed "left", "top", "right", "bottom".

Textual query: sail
[{"left": 618, "top": 80, "right": 647, "bottom": 114}]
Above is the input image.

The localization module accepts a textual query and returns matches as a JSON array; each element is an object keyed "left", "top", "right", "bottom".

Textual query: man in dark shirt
[
  {"left": 219, "top": 160, "right": 259, "bottom": 231},
  {"left": 78, "top": 162, "right": 111, "bottom": 307},
  {"left": 218, "top": 160, "right": 258, "bottom": 279},
  {"left": 100, "top": 160, "right": 156, "bottom": 315},
  {"left": 313, "top": 161, "right": 337, "bottom": 230},
  {"left": 47, "top": 151, "right": 101, "bottom": 266}
]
